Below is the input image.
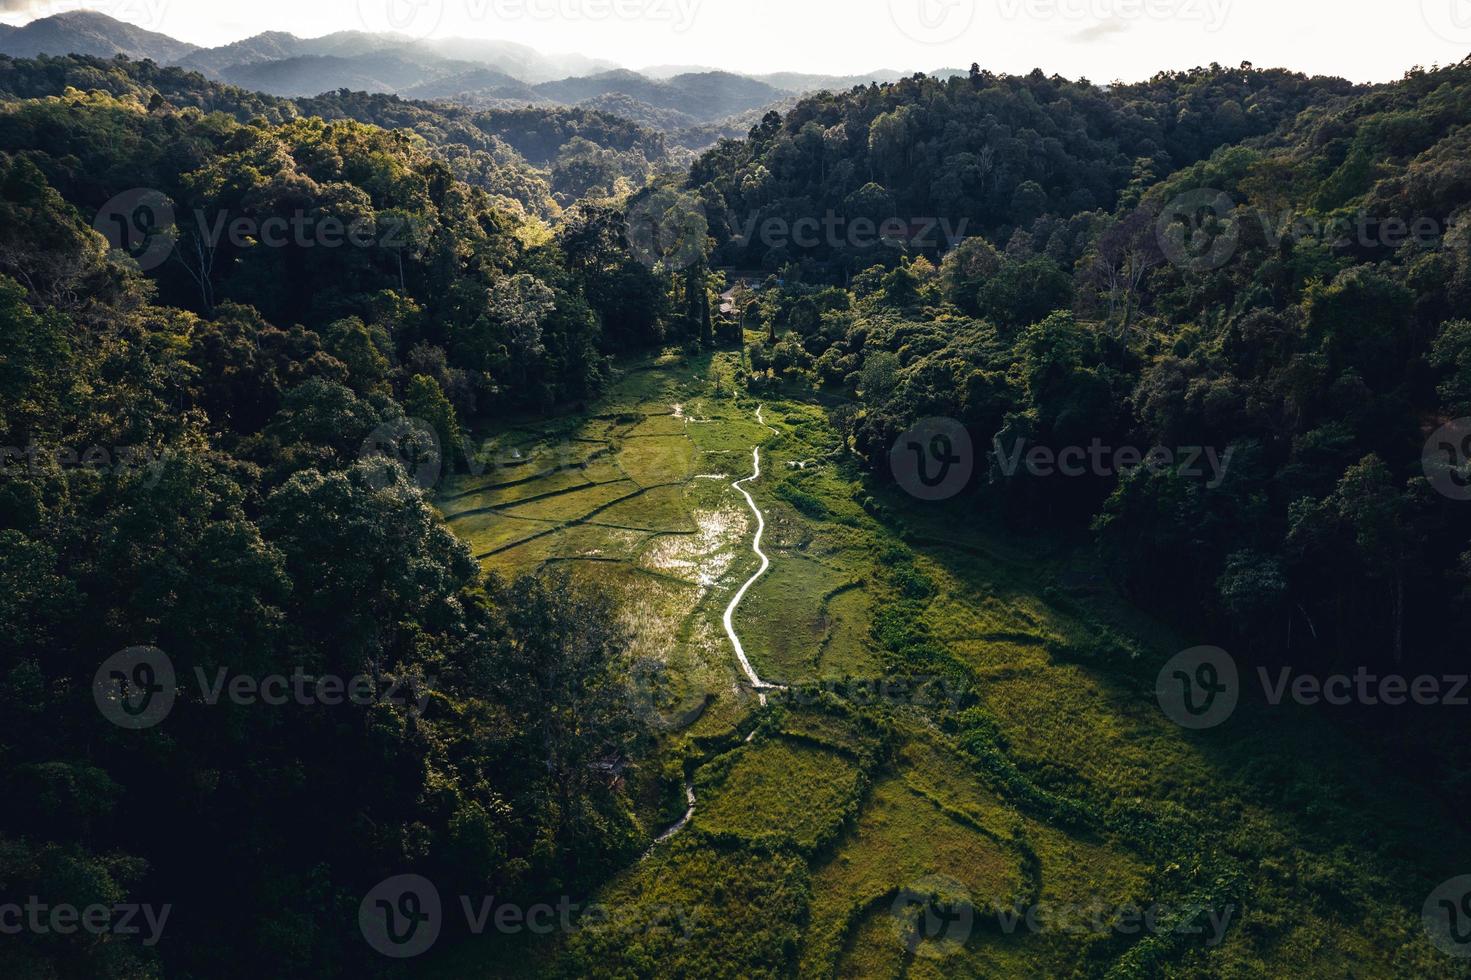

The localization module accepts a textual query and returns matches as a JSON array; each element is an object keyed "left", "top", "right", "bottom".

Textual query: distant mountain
[
  {"left": 534, "top": 70, "right": 786, "bottom": 122},
  {"left": 756, "top": 70, "right": 906, "bottom": 92},
  {"left": 174, "top": 30, "right": 612, "bottom": 85},
  {"left": 175, "top": 30, "right": 402, "bottom": 76},
  {"left": 0, "top": 10, "right": 196, "bottom": 63},
  {"left": 401, "top": 67, "right": 541, "bottom": 103},
  {"left": 0, "top": 11, "right": 967, "bottom": 134},
  {"left": 574, "top": 93, "right": 699, "bottom": 132},
  {"left": 533, "top": 68, "right": 678, "bottom": 107},
  {"left": 638, "top": 63, "right": 719, "bottom": 80},
  {"left": 407, "top": 37, "right": 614, "bottom": 84},
  {"left": 219, "top": 53, "right": 472, "bottom": 98},
  {"left": 173, "top": 31, "right": 300, "bottom": 74},
  {"left": 635, "top": 67, "right": 967, "bottom": 94},
  {"left": 756, "top": 67, "right": 970, "bottom": 92}
]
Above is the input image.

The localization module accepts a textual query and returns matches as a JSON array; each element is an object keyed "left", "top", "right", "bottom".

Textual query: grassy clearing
[
  {"left": 732, "top": 554, "right": 860, "bottom": 683},
  {"left": 432, "top": 350, "right": 1471, "bottom": 979},
  {"left": 693, "top": 738, "right": 865, "bottom": 853},
  {"left": 562, "top": 840, "right": 811, "bottom": 979},
  {"left": 801, "top": 777, "right": 1027, "bottom": 977}
]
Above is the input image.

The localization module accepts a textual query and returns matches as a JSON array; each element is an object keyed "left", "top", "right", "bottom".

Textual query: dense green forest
[
  {"left": 0, "top": 55, "right": 673, "bottom": 978},
  {"left": 692, "top": 59, "right": 1471, "bottom": 701},
  {"left": 2, "top": 46, "right": 1471, "bottom": 978}
]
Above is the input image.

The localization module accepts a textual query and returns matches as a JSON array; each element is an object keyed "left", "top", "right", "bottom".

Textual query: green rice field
[{"left": 427, "top": 346, "right": 1471, "bottom": 979}]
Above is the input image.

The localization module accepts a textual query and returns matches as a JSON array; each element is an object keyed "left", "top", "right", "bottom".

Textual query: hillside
[
  {"left": 2, "top": 22, "right": 1471, "bottom": 979},
  {"left": 0, "top": 10, "right": 196, "bottom": 62},
  {"left": 534, "top": 69, "right": 788, "bottom": 122},
  {"left": 688, "top": 65, "right": 1361, "bottom": 268},
  {"left": 401, "top": 67, "right": 542, "bottom": 103},
  {"left": 218, "top": 52, "right": 480, "bottom": 98},
  {"left": 0, "top": 12, "right": 926, "bottom": 133}
]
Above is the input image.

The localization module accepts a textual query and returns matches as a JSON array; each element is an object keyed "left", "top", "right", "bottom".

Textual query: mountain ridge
[
  {"left": 0, "top": 10, "right": 197, "bottom": 62},
  {"left": 0, "top": 12, "right": 972, "bottom": 128}
]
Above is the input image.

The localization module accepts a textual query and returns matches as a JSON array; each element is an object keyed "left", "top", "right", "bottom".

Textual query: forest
[{"left": 2, "top": 43, "right": 1471, "bottom": 979}]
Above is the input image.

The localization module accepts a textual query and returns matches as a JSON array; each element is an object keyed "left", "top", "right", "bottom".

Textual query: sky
[{"left": 5, "top": 0, "right": 1470, "bottom": 82}]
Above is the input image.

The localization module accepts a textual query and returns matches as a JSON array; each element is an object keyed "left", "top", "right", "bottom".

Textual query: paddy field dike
[{"left": 428, "top": 346, "right": 1470, "bottom": 979}]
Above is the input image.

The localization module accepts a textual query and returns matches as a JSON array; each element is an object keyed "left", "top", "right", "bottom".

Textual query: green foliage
[
  {"left": 0, "top": 76, "right": 658, "bottom": 976},
  {"left": 561, "top": 841, "right": 810, "bottom": 979}
]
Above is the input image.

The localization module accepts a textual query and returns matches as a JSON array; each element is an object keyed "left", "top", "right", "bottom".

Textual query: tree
[
  {"left": 485, "top": 571, "right": 644, "bottom": 867},
  {"left": 403, "top": 373, "right": 462, "bottom": 473}
]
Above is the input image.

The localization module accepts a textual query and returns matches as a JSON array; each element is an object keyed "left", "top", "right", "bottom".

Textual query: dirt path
[
  {"left": 648, "top": 407, "right": 783, "bottom": 851},
  {"left": 724, "top": 439, "right": 785, "bottom": 706}
]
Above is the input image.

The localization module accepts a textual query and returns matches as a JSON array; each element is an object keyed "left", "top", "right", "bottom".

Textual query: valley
[
  {"left": 427, "top": 346, "right": 1466, "bottom": 978},
  {"left": 4, "top": 10, "right": 1471, "bottom": 975}
]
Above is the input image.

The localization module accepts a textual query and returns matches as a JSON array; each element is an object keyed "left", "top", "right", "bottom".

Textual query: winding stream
[
  {"left": 723, "top": 441, "right": 785, "bottom": 706},
  {"left": 648, "top": 406, "right": 782, "bottom": 852}
]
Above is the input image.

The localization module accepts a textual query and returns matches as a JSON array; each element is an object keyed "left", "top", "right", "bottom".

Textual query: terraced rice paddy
[{"left": 430, "top": 348, "right": 1471, "bottom": 979}]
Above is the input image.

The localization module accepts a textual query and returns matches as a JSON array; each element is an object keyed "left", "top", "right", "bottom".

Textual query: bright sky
[{"left": 8, "top": 0, "right": 1471, "bottom": 81}]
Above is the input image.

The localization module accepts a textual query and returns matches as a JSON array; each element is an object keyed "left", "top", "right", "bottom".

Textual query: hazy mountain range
[{"left": 0, "top": 11, "right": 964, "bottom": 124}]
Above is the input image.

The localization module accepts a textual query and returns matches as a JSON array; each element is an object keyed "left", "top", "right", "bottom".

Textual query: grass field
[{"left": 426, "top": 346, "right": 1471, "bottom": 979}]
